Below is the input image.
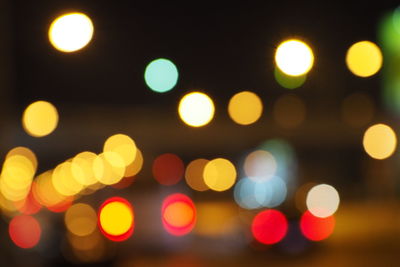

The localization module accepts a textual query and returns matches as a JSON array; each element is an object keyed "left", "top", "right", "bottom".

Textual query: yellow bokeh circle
[
  {"left": 228, "top": 91, "right": 263, "bottom": 125},
  {"left": 363, "top": 123, "right": 397, "bottom": 160},
  {"left": 22, "top": 101, "right": 59, "bottom": 137},
  {"left": 346, "top": 41, "right": 383, "bottom": 77},
  {"left": 203, "top": 158, "right": 236, "bottom": 192}
]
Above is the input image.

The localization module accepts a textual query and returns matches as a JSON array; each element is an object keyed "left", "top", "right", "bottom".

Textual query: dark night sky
[{"left": 11, "top": 1, "right": 395, "bottom": 108}]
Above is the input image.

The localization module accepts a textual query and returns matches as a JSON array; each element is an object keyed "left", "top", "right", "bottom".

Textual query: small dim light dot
[
  {"left": 144, "top": 58, "right": 179, "bottom": 93},
  {"left": 65, "top": 203, "right": 97, "bottom": 237},
  {"left": 228, "top": 91, "right": 263, "bottom": 125},
  {"left": 251, "top": 209, "right": 288, "bottom": 245},
  {"left": 203, "top": 158, "right": 236, "bottom": 192},
  {"left": 48, "top": 12, "right": 94, "bottom": 53},
  {"left": 22, "top": 101, "right": 58, "bottom": 137},
  {"left": 341, "top": 93, "right": 375, "bottom": 128},
  {"left": 275, "top": 39, "right": 314, "bottom": 76},
  {"left": 98, "top": 197, "right": 134, "bottom": 242},
  {"left": 152, "top": 153, "right": 184, "bottom": 186},
  {"left": 273, "top": 94, "right": 306, "bottom": 129},
  {"left": 9, "top": 215, "right": 41, "bottom": 249},
  {"left": 306, "top": 184, "right": 340, "bottom": 218},
  {"left": 363, "top": 123, "right": 397, "bottom": 159},
  {"left": 178, "top": 92, "right": 215, "bottom": 127},
  {"left": 162, "top": 193, "right": 196, "bottom": 236},
  {"left": 300, "top": 211, "right": 335, "bottom": 241},
  {"left": 346, "top": 41, "right": 383, "bottom": 77},
  {"left": 185, "top": 158, "right": 209, "bottom": 191}
]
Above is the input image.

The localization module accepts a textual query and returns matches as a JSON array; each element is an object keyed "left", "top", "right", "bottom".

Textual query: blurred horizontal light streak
[{"left": 194, "top": 201, "right": 239, "bottom": 238}]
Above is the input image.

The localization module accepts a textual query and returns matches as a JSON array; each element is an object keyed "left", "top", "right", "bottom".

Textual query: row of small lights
[{"left": 1, "top": 10, "right": 397, "bottom": 263}]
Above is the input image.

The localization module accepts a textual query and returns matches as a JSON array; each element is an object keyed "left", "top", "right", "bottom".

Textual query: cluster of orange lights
[{"left": 0, "top": 137, "right": 340, "bottom": 251}]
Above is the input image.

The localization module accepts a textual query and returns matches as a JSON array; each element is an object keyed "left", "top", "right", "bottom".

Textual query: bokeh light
[
  {"left": 22, "top": 101, "right": 59, "bottom": 137},
  {"left": 379, "top": 12, "right": 400, "bottom": 116},
  {"left": 300, "top": 211, "right": 335, "bottom": 241},
  {"left": 363, "top": 123, "right": 397, "bottom": 160},
  {"left": 346, "top": 41, "right": 383, "bottom": 77},
  {"left": 65, "top": 203, "right": 97, "bottom": 237},
  {"left": 52, "top": 162, "right": 84, "bottom": 196},
  {"left": 66, "top": 230, "right": 106, "bottom": 263},
  {"left": 152, "top": 153, "right": 184, "bottom": 185},
  {"left": 71, "top": 151, "right": 98, "bottom": 186},
  {"left": 103, "top": 134, "right": 137, "bottom": 167},
  {"left": 144, "top": 58, "right": 179, "bottom": 93},
  {"left": 93, "top": 152, "right": 125, "bottom": 185},
  {"left": 341, "top": 93, "right": 375, "bottom": 128},
  {"left": 162, "top": 193, "right": 196, "bottom": 236},
  {"left": 98, "top": 197, "right": 134, "bottom": 242},
  {"left": 16, "top": 189, "right": 42, "bottom": 215},
  {"left": 275, "top": 39, "right": 314, "bottom": 76},
  {"left": 178, "top": 92, "right": 215, "bottom": 127},
  {"left": 274, "top": 67, "right": 307, "bottom": 89},
  {"left": 1, "top": 152, "right": 36, "bottom": 202},
  {"left": 33, "top": 171, "right": 73, "bottom": 211},
  {"left": 273, "top": 94, "right": 306, "bottom": 129},
  {"left": 258, "top": 139, "right": 297, "bottom": 184},
  {"left": 185, "top": 159, "right": 209, "bottom": 191},
  {"left": 306, "top": 184, "right": 340, "bottom": 218},
  {"left": 234, "top": 176, "right": 287, "bottom": 209},
  {"left": 9, "top": 215, "right": 41, "bottom": 249},
  {"left": 228, "top": 91, "right": 263, "bottom": 125},
  {"left": 244, "top": 150, "right": 276, "bottom": 179},
  {"left": 6, "top": 147, "right": 38, "bottom": 171},
  {"left": 48, "top": 12, "right": 94, "bottom": 52},
  {"left": 251, "top": 209, "right": 288, "bottom": 245},
  {"left": 203, "top": 158, "right": 237, "bottom": 192},
  {"left": 124, "top": 148, "right": 144, "bottom": 177}
]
